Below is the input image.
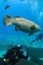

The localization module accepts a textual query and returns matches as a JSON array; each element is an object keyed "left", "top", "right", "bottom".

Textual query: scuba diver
[{"left": 2, "top": 45, "right": 29, "bottom": 65}]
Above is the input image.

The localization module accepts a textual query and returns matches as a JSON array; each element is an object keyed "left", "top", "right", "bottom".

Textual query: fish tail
[{"left": 3, "top": 15, "right": 12, "bottom": 26}]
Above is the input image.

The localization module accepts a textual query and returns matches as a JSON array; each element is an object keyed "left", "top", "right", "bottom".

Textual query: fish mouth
[
  {"left": 38, "top": 26, "right": 41, "bottom": 31},
  {"left": 36, "top": 25, "right": 41, "bottom": 31}
]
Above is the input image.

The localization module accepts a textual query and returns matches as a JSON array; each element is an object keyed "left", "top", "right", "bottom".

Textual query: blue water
[{"left": 0, "top": 0, "right": 43, "bottom": 57}]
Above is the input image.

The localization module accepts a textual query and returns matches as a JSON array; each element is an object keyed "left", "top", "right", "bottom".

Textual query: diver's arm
[
  {"left": 25, "top": 48, "right": 28, "bottom": 59},
  {"left": 22, "top": 48, "right": 28, "bottom": 59}
]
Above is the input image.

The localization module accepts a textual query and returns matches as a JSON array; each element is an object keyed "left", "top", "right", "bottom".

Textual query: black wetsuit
[{"left": 3, "top": 46, "right": 28, "bottom": 65}]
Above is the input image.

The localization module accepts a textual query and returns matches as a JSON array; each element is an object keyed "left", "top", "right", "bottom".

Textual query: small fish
[
  {"left": 30, "top": 33, "right": 43, "bottom": 44},
  {"left": 3, "top": 15, "right": 41, "bottom": 36},
  {"left": 5, "top": 5, "right": 10, "bottom": 9}
]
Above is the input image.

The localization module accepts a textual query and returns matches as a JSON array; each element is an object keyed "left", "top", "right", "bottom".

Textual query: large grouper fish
[{"left": 3, "top": 15, "right": 41, "bottom": 36}]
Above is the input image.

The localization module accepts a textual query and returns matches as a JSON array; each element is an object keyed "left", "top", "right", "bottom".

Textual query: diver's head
[{"left": 17, "top": 45, "right": 23, "bottom": 49}]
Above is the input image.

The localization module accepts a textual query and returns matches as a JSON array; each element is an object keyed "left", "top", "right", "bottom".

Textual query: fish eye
[{"left": 31, "top": 25, "right": 35, "bottom": 30}]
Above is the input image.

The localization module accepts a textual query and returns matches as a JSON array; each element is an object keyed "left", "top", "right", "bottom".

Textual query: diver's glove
[{"left": 3, "top": 58, "right": 9, "bottom": 64}]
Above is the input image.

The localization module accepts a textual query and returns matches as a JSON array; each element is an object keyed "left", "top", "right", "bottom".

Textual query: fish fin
[
  {"left": 31, "top": 25, "right": 35, "bottom": 31},
  {"left": 14, "top": 16, "right": 20, "bottom": 18},
  {"left": 5, "top": 15, "right": 11, "bottom": 19},
  {"left": 3, "top": 15, "right": 12, "bottom": 26},
  {"left": 28, "top": 32, "right": 33, "bottom": 36},
  {"left": 15, "top": 26, "right": 20, "bottom": 31},
  {"left": 4, "top": 15, "right": 11, "bottom": 21},
  {"left": 28, "top": 33, "right": 33, "bottom": 36}
]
